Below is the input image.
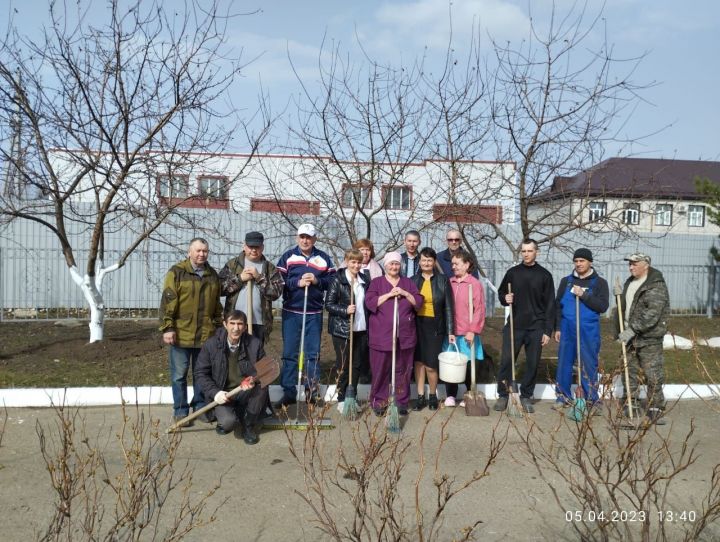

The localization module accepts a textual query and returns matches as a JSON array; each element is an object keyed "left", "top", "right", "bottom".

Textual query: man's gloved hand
[
  {"left": 618, "top": 327, "right": 635, "bottom": 344},
  {"left": 214, "top": 391, "right": 229, "bottom": 404}
]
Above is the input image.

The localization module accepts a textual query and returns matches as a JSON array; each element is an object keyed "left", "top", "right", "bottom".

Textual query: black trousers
[
  {"left": 215, "top": 385, "right": 269, "bottom": 431},
  {"left": 496, "top": 325, "right": 544, "bottom": 399},
  {"left": 332, "top": 331, "right": 368, "bottom": 401},
  {"left": 445, "top": 358, "right": 484, "bottom": 399}
]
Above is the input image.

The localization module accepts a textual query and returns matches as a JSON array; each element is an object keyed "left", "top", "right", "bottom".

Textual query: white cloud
[{"left": 367, "top": 0, "right": 529, "bottom": 52}]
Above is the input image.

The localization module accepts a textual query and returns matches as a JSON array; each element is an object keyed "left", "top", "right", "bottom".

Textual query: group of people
[{"left": 159, "top": 225, "right": 671, "bottom": 444}]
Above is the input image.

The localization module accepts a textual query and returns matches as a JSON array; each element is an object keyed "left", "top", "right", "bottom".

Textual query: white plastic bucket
[{"left": 438, "top": 343, "right": 468, "bottom": 383}]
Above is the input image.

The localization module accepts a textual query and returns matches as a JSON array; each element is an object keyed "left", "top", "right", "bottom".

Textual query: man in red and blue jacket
[{"left": 274, "top": 223, "right": 335, "bottom": 407}]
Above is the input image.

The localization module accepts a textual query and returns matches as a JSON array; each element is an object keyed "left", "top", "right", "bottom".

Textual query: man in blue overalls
[{"left": 553, "top": 248, "right": 609, "bottom": 409}]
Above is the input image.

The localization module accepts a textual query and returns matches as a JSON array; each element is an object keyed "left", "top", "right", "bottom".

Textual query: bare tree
[
  {"left": 254, "top": 38, "right": 444, "bottom": 259},
  {"left": 0, "top": 0, "right": 269, "bottom": 341},
  {"left": 482, "top": 2, "right": 650, "bottom": 254},
  {"left": 419, "top": 3, "right": 651, "bottom": 264}
]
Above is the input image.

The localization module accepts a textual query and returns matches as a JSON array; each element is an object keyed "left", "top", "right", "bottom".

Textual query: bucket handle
[{"left": 445, "top": 341, "right": 461, "bottom": 356}]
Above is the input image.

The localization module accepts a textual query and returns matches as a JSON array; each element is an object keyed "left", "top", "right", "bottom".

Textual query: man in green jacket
[
  {"left": 160, "top": 238, "right": 223, "bottom": 426},
  {"left": 617, "top": 253, "right": 670, "bottom": 425}
]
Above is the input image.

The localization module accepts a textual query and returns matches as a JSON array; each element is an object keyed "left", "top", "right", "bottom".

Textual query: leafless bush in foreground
[
  {"left": 36, "top": 401, "right": 225, "bottom": 541},
  {"left": 282, "top": 405, "right": 508, "bottom": 541},
  {"left": 514, "top": 368, "right": 720, "bottom": 541}
]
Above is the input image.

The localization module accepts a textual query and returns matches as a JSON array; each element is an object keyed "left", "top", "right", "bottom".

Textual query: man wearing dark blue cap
[
  {"left": 553, "top": 248, "right": 609, "bottom": 410},
  {"left": 219, "top": 231, "right": 284, "bottom": 344}
]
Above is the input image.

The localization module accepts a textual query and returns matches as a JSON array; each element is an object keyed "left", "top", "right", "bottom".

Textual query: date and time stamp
[{"left": 565, "top": 509, "right": 697, "bottom": 523}]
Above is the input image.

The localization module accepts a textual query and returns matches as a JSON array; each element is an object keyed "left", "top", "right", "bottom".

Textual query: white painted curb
[{"left": 0, "top": 383, "right": 718, "bottom": 408}]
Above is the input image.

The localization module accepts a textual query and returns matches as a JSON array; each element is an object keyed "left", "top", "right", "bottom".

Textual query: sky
[{"left": 6, "top": 0, "right": 720, "bottom": 162}]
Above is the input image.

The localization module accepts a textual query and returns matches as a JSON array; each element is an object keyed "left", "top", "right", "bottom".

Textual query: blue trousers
[
  {"left": 169, "top": 346, "right": 207, "bottom": 417},
  {"left": 555, "top": 319, "right": 600, "bottom": 403},
  {"left": 280, "top": 310, "right": 322, "bottom": 399}
]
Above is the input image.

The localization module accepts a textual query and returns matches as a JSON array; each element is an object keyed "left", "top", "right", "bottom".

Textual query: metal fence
[{"left": 1, "top": 246, "right": 717, "bottom": 320}]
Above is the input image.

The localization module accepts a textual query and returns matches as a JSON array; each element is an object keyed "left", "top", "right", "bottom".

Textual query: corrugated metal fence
[{"left": 1, "top": 247, "right": 717, "bottom": 320}]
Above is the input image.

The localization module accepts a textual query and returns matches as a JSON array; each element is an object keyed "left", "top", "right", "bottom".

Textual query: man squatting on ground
[
  {"left": 553, "top": 248, "right": 609, "bottom": 408},
  {"left": 400, "top": 230, "right": 421, "bottom": 278},
  {"left": 495, "top": 238, "right": 555, "bottom": 414},
  {"left": 274, "top": 224, "right": 336, "bottom": 407},
  {"left": 194, "top": 310, "right": 268, "bottom": 445},
  {"left": 617, "top": 253, "right": 670, "bottom": 424},
  {"left": 160, "top": 238, "right": 223, "bottom": 426},
  {"left": 218, "top": 231, "right": 284, "bottom": 344}
]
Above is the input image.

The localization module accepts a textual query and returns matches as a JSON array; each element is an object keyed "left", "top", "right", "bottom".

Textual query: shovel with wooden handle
[
  {"left": 614, "top": 277, "right": 635, "bottom": 421},
  {"left": 464, "top": 281, "right": 489, "bottom": 416},
  {"left": 168, "top": 356, "right": 280, "bottom": 432}
]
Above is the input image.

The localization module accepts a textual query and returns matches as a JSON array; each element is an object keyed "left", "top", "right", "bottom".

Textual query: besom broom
[
  {"left": 342, "top": 276, "right": 359, "bottom": 420},
  {"left": 506, "top": 283, "right": 523, "bottom": 418},
  {"left": 385, "top": 296, "right": 401, "bottom": 433},
  {"left": 568, "top": 294, "right": 587, "bottom": 421}
]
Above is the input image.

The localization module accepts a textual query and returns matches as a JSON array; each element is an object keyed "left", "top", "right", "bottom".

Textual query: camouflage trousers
[{"left": 627, "top": 341, "right": 665, "bottom": 410}]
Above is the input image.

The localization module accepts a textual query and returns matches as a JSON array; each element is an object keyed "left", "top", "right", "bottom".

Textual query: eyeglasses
[{"left": 446, "top": 238, "right": 461, "bottom": 242}]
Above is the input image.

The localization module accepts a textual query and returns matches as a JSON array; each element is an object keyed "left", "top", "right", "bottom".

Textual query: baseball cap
[
  {"left": 624, "top": 253, "right": 651, "bottom": 264},
  {"left": 245, "top": 231, "right": 264, "bottom": 246},
  {"left": 297, "top": 223, "right": 316, "bottom": 237}
]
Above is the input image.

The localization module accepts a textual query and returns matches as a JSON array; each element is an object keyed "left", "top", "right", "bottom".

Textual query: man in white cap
[
  {"left": 617, "top": 253, "right": 670, "bottom": 425},
  {"left": 274, "top": 224, "right": 336, "bottom": 407}
]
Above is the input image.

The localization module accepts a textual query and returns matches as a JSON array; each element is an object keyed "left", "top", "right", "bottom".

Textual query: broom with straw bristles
[
  {"left": 568, "top": 295, "right": 588, "bottom": 421},
  {"left": 506, "top": 283, "right": 523, "bottom": 418},
  {"left": 386, "top": 296, "right": 401, "bottom": 433},
  {"left": 342, "top": 277, "right": 360, "bottom": 420}
]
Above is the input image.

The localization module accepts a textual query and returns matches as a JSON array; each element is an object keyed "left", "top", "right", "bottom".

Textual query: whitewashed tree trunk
[{"left": 68, "top": 262, "right": 120, "bottom": 343}]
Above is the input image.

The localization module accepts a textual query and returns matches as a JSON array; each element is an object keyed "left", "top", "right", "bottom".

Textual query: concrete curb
[{"left": 1, "top": 383, "right": 718, "bottom": 408}]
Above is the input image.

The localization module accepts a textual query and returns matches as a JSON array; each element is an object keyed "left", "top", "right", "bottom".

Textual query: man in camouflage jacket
[
  {"left": 160, "top": 238, "right": 223, "bottom": 425},
  {"left": 218, "top": 231, "right": 284, "bottom": 343},
  {"left": 617, "top": 253, "right": 670, "bottom": 424}
]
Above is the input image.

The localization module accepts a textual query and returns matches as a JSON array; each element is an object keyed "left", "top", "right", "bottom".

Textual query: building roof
[{"left": 533, "top": 157, "right": 720, "bottom": 202}]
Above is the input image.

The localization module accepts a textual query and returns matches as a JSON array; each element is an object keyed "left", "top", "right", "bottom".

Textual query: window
[
  {"left": 622, "top": 203, "right": 640, "bottom": 225},
  {"left": 383, "top": 185, "right": 412, "bottom": 210},
  {"left": 588, "top": 201, "right": 607, "bottom": 221},
  {"left": 158, "top": 173, "right": 228, "bottom": 209},
  {"left": 158, "top": 175, "right": 189, "bottom": 199},
  {"left": 198, "top": 176, "right": 228, "bottom": 199},
  {"left": 341, "top": 184, "right": 372, "bottom": 208},
  {"left": 655, "top": 204, "right": 673, "bottom": 226},
  {"left": 688, "top": 205, "right": 705, "bottom": 227}
]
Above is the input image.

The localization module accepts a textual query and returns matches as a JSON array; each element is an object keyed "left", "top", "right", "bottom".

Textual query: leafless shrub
[
  {"left": 36, "top": 400, "right": 225, "bottom": 541},
  {"left": 513, "top": 369, "right": 720, "bottom": 541},
  {"left": 282, "top": 405, "right": 507, "bottom": 541}
]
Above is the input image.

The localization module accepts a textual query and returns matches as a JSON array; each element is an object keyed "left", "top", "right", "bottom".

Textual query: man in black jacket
[
  {"left": 495, "top": 238, "right": 555, "bottom": 413},
  {"left": 194, "top": 310, "right": 268, "bottom": 445}
]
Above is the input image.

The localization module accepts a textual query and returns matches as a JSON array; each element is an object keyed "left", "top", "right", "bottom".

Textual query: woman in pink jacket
[{"left": 443, "top": 250, "right": 486, "bottom": 406}]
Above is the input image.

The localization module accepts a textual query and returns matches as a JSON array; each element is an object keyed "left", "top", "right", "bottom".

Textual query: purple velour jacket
[{"left": 365, "top": 276, "right": 423, "bottom": 352}]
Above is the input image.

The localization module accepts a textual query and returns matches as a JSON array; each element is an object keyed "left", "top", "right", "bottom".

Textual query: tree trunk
[{"left": 69, "top": 264, "right": 119, "bottom": 343}]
